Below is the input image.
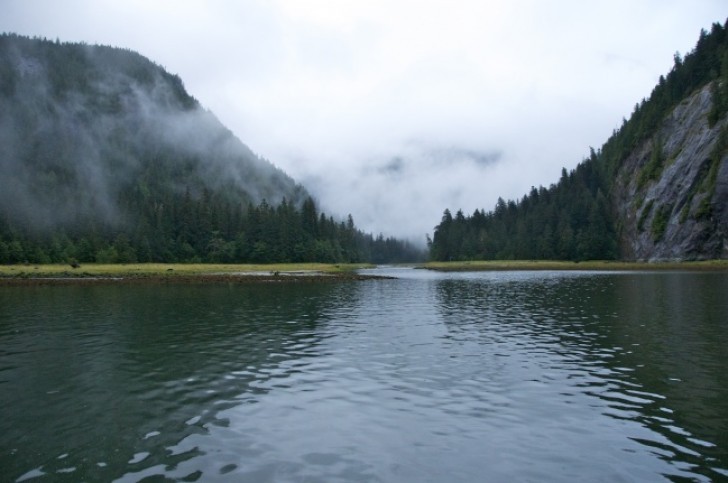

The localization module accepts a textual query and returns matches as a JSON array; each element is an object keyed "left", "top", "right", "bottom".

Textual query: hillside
[
  {"left": 430, "top": 20, "right": 728, "bottom": 262},
  {"left": 0, "top": 34, "right": 305, "bottom": 229},
  {"left": 0, "top": 34, "right": 423, "bottom": 264}
]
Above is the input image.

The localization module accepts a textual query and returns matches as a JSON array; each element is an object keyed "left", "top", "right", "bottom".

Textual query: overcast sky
[{"left": 2, "top": 1, "right": 726, "bottom": 243}]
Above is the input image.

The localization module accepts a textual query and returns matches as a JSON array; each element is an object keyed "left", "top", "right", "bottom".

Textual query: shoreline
[
  {"left": 418, "top": 260, "right": 728, "bottom": 272},
  {"left": 0, "top": 273, "right": 391, "bottom": 286},
  {"left": 2, "top": 260, "right": 727, "bottom": 285},
  {"left": 0, "top": 263, "right": 391, "bottom": 285}
]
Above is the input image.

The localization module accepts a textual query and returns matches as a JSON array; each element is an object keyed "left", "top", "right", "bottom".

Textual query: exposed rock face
[{"left": 614, "top": 84, "right": 728, "bottom": 260}]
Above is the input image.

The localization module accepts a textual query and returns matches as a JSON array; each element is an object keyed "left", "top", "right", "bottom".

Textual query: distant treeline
[
  {"left": 430, "top": 20, "right": 728, "bottom": 261},
  {"left": 0, "top": 34, "right": 423, "bottom": 265},
  {"left": 0, "top": 195, "right": 423, "bottom": 264}
]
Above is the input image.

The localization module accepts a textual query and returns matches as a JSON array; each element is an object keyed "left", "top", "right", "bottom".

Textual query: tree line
[
  {"left": 429, "top": 157, "right": 617, "bottom": 261},
  {"left": 0, "top": 194, "right": 423, "bottom": 265},
  {"left": 0, "top": 34, "right": 424, "bottom": 265},
  {"left": 430, "top": 20, "right": 728, "bottom": 262}
]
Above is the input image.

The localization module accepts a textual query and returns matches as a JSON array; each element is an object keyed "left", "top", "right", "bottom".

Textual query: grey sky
[{"left": 1, "top": 0, "right": 726, "bottom": 243}]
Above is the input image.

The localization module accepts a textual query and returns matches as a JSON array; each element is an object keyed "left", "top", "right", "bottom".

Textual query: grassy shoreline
[
  {"left": 419, "top": 260, "right": 728, "bottom": 272},
  {"left": 0, "top": 263, "right": 382, "bottom": 284},
  {"left": 2, "top": 260, "right": 726, "bottom": 285}
]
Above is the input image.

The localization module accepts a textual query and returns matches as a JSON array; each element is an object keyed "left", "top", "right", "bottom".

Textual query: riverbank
[
  {"left": 419, "top": 260, "right": 728, "bottom": 271},
  {"left": 0, "top": 263, "right": 387, "bottom": 285}
]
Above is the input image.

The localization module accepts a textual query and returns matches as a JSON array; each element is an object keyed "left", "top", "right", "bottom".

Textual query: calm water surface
[{"left": 1, "top": 269, "right": 727, "bottom": 482}]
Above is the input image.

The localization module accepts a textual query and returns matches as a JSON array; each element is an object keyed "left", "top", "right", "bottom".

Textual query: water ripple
[{"left": 1, "top": 273, "right": 727, "bottom": 481}]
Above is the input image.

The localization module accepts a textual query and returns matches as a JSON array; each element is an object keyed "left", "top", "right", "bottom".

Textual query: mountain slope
[
  {"left": 0, "top": 34, "right": 424, "bottom": 264},
  {"left": 0, "top": 33, "right": 306, "bottom": 233},
  {"left": 430, "top": 20, "right": 728, "bottom": 262}
]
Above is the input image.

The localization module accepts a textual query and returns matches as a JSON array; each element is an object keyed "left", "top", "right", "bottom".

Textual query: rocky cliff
[
  {"left": 429, "top": 22, "right": 728, "bottom": 263},
  {"left": 614, "top": 83, "right": 728, "bottom": 261}
]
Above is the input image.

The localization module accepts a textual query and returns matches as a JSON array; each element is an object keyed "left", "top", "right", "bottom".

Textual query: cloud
[
  {"left": 297, "top": 142, "right": 510, "bottom": 242},
  {"left": 1, "top": 0, "right": 726, "bottom": 243}
]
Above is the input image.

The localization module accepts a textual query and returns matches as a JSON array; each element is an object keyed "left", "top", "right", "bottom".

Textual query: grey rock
[{"left": 613, "top": 84, "right": 728, "bottom": 260}]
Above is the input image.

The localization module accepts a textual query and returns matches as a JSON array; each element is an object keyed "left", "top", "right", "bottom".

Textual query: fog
[
  {"left": 0, "top": 39, "right": 302, "bottom": 232},
  {"left": 1, "top": 0, "right": 726, "bottom": 243}
]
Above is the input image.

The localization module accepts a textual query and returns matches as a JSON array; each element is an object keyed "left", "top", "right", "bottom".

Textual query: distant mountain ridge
[{"left": 430, "top": 20, "right": 728, "bottom": 262}]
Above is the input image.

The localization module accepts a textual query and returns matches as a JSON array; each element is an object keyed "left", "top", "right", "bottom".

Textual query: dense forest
[
  {"left": 429, "top": 160, "right": 616, "bottom": 261},
  {"left": 0, "top": 34, "right": 423, "bottom": 264},
  {"left": 0, "top": 193, "right": 423, "bottom": 264},
  {"left": 430, "top": 20, "right": 728, "bottom": 261}
]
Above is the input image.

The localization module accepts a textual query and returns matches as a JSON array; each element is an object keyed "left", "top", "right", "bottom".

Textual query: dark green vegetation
[
  {"left": 0, "top": 34, "right": 423, "bottom": 264},
  {"left": 430, "top": 20, "right": 728, "bottom": 262}
]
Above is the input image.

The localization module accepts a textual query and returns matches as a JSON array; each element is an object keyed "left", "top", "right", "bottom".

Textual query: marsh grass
[
  {"left": 419, "top": 260, "right": 728, "bottom": 271},
  {"left": 0, "top": 263, "right": 374, "bottom": 279},
  {"left": 2, "top": 261, "right": 726, "bottom": 280}
]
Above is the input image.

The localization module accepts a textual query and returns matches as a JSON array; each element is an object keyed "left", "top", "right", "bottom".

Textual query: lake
[{"left": 1, "top": 268, "right": 727, "bottom": 482}]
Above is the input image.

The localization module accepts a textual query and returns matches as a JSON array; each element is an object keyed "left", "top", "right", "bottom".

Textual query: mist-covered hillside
[
  {"left": 0, "top": 34, "right": 305, "bottom": 230},
  {"left": 0, "top": 34, "right": 423, "bottom": 264},
  {"left": 430, "top": 20, "right": 728, "bottom": 262}
]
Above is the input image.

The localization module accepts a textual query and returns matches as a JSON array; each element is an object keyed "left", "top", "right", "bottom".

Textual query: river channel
[{"left": 1, "top": 268, "right": 727, "bottom": 481}]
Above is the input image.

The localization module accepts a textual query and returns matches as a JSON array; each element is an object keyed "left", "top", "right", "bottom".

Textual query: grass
[
  {"left": 2, "top": 260, "right": 727, "bottom": 282},
  {"left": 418, "top": 260, "right": 728, "bottom": 272},
  {"left": 0, "top": 262, "right": 375, "bottom": 279}
]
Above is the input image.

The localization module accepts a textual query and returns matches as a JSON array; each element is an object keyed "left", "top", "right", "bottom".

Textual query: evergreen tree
[{"left": 429, "top": 20, "right": 728, "bottom": 262}]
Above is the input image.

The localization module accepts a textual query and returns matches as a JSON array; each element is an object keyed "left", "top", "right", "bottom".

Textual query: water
[{"left": 1, "top": 269, "right": 727, "bottom": 482}]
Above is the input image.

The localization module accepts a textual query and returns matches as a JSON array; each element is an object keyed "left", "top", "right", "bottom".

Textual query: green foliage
[
  {"left": 651, "top": 204, "right": 672, "bottom": 242},
  {"left": 708, "top": 48, "right": 728, "bottom": 126},
  {"left": 0, "top": 196, "right": 423, "bottom": 265},
  {"left": 707, "top": 124, "right": 728, "bottom": 192},
  {"left": 430, "top": 162, "right": 618, "bottom": 261},
  {"left": 679, "top": 204, "right": 690, "bottom": 224},
  {"left": 637, "top": 200, "right": 655, "bottom": 233},
  {"left": 95, "top": 246, "right": 119, "bottom": 264},
  {"left": 0, "top": 34, "right": 424, "bottom": 265},
  {"left": 637, "top": 138, "right": 666, "bottom": 189},
  {"left": 681, "top": 124, "right": 728, "bottom": 221},
  {"left": 695, "top": 196, "right": 713, "bottom": 220},
  {"left": 0, "top": 195, "right": 423, "bottom": 263},
  {"left": 599, "top": 21, "right": 728, "bottom": 184},
  {"left": 429, "top": 19, "right": 728, "bottom": 261}
]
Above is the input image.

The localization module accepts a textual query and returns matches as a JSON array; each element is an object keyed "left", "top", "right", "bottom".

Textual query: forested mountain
[
  {"left": 430, "top": 20, "right": 728, "bottom": 262},
  {"left": 0, "top": 34, "right": 423, "bottom": 264}
]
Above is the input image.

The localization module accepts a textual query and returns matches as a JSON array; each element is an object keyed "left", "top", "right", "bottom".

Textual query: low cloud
[
  {"left": 1, "top": 0, "right": 726, "bottom": 243},
  {"left": 296, "top": 142, "right": 507, "bottom": 244}
]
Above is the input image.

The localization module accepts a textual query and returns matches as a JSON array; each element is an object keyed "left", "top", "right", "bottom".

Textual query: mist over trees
[
  {"left": 430, "top": 20, "right": 728, "bottom": 262},
  {"left": 0, "top": 192, "right": 422, "bottom": 264},
  {"left": 0, "top": 34, "right": 423, "bottom": 264},
  {"left": 7, "top": 20, "right": 726, "bottom": 266}
]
